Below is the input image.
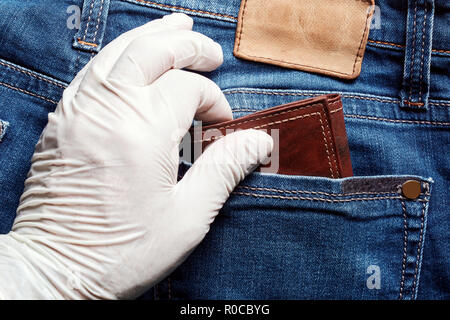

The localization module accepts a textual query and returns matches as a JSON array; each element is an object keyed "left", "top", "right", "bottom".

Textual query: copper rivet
[{"left": 402, "top": 180, "right": 421, "bottom": 200}]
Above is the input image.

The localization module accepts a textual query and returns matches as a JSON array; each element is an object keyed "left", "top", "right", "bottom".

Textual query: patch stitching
[{"left": 235, "top": 0, "right": 374, "bottom": 77}]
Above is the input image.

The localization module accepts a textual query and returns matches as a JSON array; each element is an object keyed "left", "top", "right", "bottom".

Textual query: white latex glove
[{"left": 0, "top": 13, "right": 273, "bottom": 300}]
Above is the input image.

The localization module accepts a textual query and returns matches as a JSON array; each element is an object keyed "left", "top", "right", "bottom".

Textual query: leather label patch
[{"left": 234, "top": 0, "right": 375, "bottom": 79}]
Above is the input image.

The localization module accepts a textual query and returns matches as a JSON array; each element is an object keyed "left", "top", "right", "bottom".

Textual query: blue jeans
[{"left": 0, "top": 0, "right": 448, "bottom": 299}]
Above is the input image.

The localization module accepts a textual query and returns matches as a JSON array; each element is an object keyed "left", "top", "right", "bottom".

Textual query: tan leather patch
[{"left": 234, "top": 0, "right": 375, "bottom": 79}]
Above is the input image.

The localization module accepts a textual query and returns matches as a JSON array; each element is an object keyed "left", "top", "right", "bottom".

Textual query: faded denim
[{"left": 0, "top": 0, "right": 448, "bottom": 299}]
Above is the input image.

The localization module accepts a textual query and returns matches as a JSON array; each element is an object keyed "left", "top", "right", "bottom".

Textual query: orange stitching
[
  {"left": 432, "top": 48, "right": 450, "bottom": 54},
  {"left": 345, "top": 114, "right": 450, "bottom": 126},
  {"left": 0, "top": 81, "right": 58, "bottom": 104},
  {"left": 0, "top": 61, "right": 66, "bottom": 88},
  {"left": 132, "top": 0, "right": 237, "bottom": 20},
  {"left": 429, "top": 102, "right": 450, "bottom": 106},
  {"left": 77, "top": 39, "right": 98, "bottom": 47},
  {"left": 403, "top": 100, "right": 425, "bottom": 107},
  {"left": 368, "top": 39, "right": 405, "bottom": 48},
  {"left": 368, "top": 39, "right": 450, "bottom": 54},
  {"left": 418, "top": 4, "right": 428, "bottom": 100},
  {"left": 236, "top": 0, "right": 373, "bottom": 77}
]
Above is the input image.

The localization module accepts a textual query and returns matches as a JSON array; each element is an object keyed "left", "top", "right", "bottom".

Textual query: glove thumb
[{"left": 176, "top": 129, "right": 273, "bottom": 225}]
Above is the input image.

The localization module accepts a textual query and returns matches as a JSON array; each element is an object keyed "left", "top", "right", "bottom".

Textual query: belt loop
[
  {"left": 72, "top": 0, "right": 111, "bottom": 53},
  {"left": 399, "top": 0, "right": 435, "bottom": 110}
]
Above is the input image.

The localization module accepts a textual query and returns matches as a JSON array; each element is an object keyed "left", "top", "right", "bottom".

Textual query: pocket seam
[{"left": 231, "top": 191, "right": 430, "bottom": 203}]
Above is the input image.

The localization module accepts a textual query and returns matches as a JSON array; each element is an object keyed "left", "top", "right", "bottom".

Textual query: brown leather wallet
[{"left": 189, "top": 94, "right": 353, "bottom": 178}]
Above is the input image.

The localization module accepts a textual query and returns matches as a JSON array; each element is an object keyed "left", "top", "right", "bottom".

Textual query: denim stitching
[
  {"left": 236, "top": 185, "right": 419, "bottom": 197},
  {"left": 0, "top": 61, "right": 67, "bottom": 89},
  {"left": 418, "top": 4, "right": 428, "bottom": 100},
  {"left": 193, "top": 109, "right": 336, "bottom": 178},
  {"left": 82, "top": 1, "right": 95, "bottom": 42},
  {"left": 129, "top": 0, "right": 237, "bottom": 20},
  {"left": 345, "top": 114, "right": 450, "bottom": 126},
  {"left": 408, "top": 0, "right": 419, "bottom": 104},
  {"left": 411, "top": 200, "right": 427, "bottom": 299},
  {"left": 429, "top": 102, "right": 450, "bottom": 106},
  {"left": 223, "top": 90, "right": 402, "bottom": 104},
  {"left": 92, "top": 0, "right": 105, "bottom": 43},
  {"left": 0, "top": 81, "right": 58, "bottom": 105},
  {"left": 368, "top": 39, "right": 450, "bottom": 54},
  {"left": 399, "top": 200, "right": 408, "bottom": 300},
  {"left": 232, "top": 191, "right": 408, "bottom": 202},
  {"left": 77, "top": 39, "right": 98, "bottom": 47}
]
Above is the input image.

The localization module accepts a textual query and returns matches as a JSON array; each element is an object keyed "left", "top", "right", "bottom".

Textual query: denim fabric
[{"left": 0, "top": 0, "right": 448, "bottom": 299}]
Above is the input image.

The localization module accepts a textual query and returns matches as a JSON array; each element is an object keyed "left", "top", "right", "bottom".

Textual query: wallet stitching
[
  {"left": 236, "top": 0, "right": 373, "bottom": 76},
  {"left": 233, "top": 106, "right": 344, "bottom": 115},
  {"left": 317, "top": 113, "right": 336, "bottom": 178},
  {"left": 194, "top": 111, "right": 320, "bottom": 141},
  {"left": 216, "top": 103, "right": 323, "bottom": 130},
  {"left": 320, "top": 109, "right": 340, "bottom": 178}
]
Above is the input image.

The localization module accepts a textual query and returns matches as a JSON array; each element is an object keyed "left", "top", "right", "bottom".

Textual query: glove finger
[
  {"left": 150, "top": 69, "right": 232, "bottom": 137},
  {"left": 107, "top": 29, "right": 223, "bottom": 86}
]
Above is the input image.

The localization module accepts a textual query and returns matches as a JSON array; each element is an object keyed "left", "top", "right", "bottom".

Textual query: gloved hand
[{"left": 0, "top": 13, "right": 273, "bottom": 299}]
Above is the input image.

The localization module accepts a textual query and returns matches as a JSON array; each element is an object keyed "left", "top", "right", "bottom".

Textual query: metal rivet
[{"left": 402, "top": 180, "right": 421, "bottom": 200}]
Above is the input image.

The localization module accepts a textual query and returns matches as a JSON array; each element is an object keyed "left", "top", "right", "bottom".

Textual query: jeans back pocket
[{"left": 154, "top": 164, "right": 432, "bottom": 300}]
